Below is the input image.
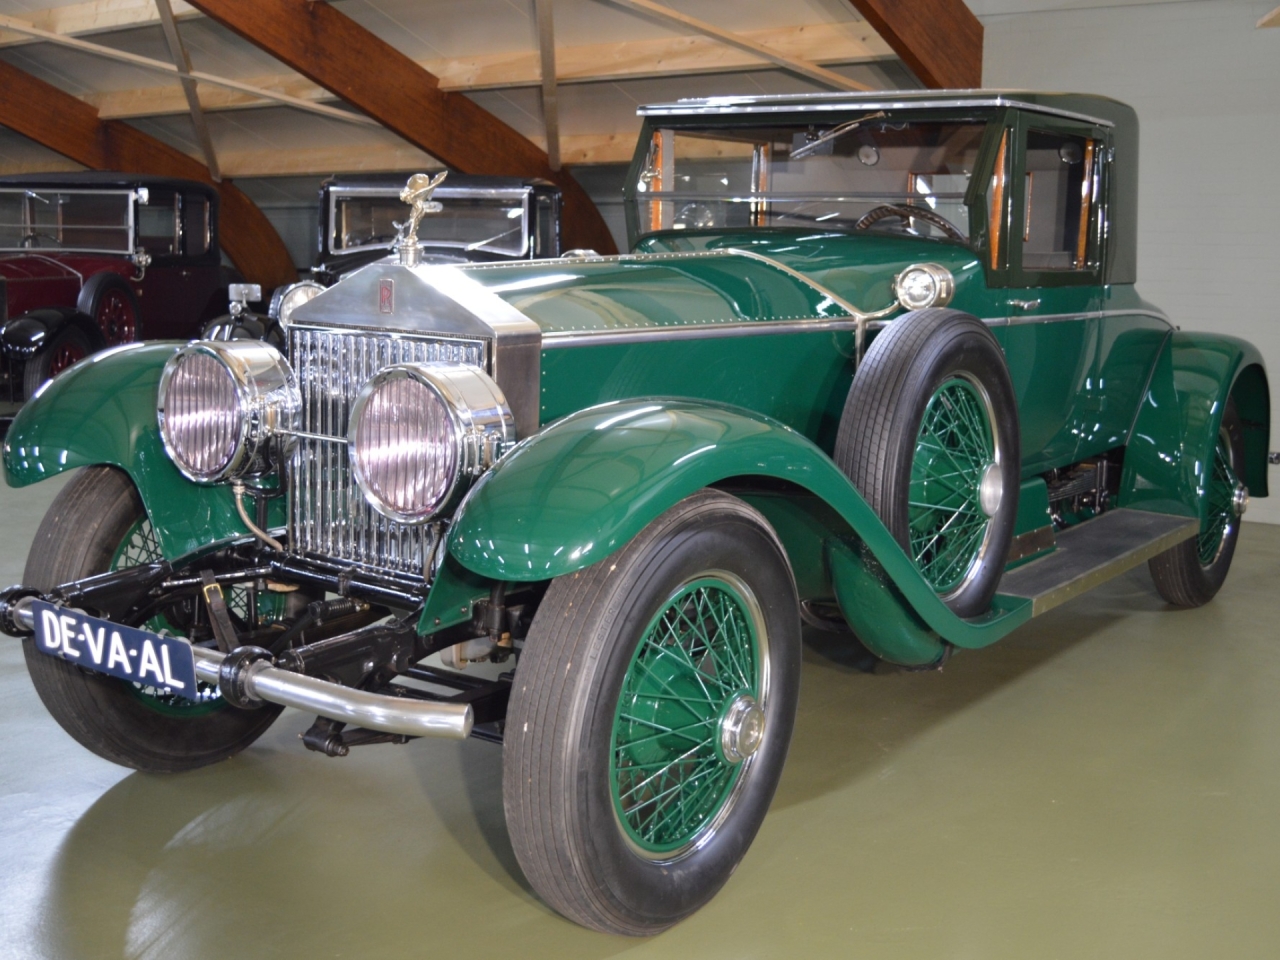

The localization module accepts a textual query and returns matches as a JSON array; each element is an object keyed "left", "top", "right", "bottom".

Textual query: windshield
[
  {"left": 631, "top": 119, "right": 988, "bottom": 244},
  {"left": 329, "top": 191, "right": 530, "bottom": 257},
  {"left": 0, "top": 189, "right": 132, "bottom": 252}
]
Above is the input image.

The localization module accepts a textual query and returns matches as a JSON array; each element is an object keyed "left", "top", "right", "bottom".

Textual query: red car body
[{"left": 0, "top": 173, "right": 230, "bottom": 427}]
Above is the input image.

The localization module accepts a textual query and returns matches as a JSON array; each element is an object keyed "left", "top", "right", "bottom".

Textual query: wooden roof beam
[
  {"left": 0, "top": 58, "right": 297, "bottom": 290},
  {"left": 846, "top": 0, "right": 982, "bottom": 89},
  {"left": 184, "top": 0, "right": 617, "bottom": 255},
  {"left": 86, "top": 22, "right": 894, "bottom": 121},
  {"left": 604, "top": 0, "right": 871, "bottom": 91}
]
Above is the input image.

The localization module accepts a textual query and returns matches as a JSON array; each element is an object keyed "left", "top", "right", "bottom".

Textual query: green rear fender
[
  {"left": 1121, "top": 333, "right": 1270, "bottom": 520},
  {"left": 448, "top": 399, "right": 1032, "bottom": 656},
  {"left": 2, "top": 342, "right": 260, "bottom": 560}
]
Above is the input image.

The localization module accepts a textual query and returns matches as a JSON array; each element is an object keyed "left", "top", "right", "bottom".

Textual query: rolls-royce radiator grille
[{"left": 287, "top": 325, "right": 487, "bottom": 576}]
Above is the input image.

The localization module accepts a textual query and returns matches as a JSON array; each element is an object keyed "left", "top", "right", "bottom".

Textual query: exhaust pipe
[{"left": 192, "top": 646, "right": 473, "bottom": 740}]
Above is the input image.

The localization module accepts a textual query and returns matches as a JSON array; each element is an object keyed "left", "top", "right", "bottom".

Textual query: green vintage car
[{"left": 0, "top": 90, "right": 1270, "bottom": 935}]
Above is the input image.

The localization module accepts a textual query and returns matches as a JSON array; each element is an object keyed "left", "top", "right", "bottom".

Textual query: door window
[
  {"left": 137, "top": 190, "right": 179, "bottom": 257},
  {"left": 1021, "top": 130, "right": 1097, "bottom": 271},
  {"left": 181, "top": 194, "right": 210, "bottom": 256}
]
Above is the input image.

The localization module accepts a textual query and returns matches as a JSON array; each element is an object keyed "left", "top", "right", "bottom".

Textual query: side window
[
  {"left": 182, "top": 193, "right": 210, "bottom": 256},
  {"left": 1021, "top": 130, "right": 1097, "bottom": 271},
  {"left": 137, "top": 190, "right": 178, "bottom": 257}
]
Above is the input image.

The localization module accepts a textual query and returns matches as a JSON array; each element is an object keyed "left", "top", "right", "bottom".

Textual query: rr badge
[{"left": 379, "top": 278, "right": 394, "bottom": 314}]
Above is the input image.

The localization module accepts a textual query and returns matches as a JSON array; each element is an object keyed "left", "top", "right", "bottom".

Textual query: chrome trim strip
[
  {"left": 542, "top": 317, "right": 865, "bottom": 348},
  {"left": 638, "top": 94, "right": 1115, "bottom": 129}
]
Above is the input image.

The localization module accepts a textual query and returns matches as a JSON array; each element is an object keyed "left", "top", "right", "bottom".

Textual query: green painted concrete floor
[{"left": 3, "top": 471, "right": 1280, "bottom": 960}]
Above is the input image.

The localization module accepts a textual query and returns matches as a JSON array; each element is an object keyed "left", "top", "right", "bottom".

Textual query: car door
[
  {"left": 135, "top": 189, "right": 219, "bottom": 339},
  {"left": 986, "top": 113, "right": 1108, "bottom": 476}
]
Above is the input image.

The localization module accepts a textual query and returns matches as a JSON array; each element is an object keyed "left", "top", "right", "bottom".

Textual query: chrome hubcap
[
  {"left": 979, "top": 461, "right": 1003, "bottom": 517},
  {"left": 719, "top": 695, "right": 765, "bottom": 764},
  {"left": 1232, "top": 483, "right": 1249, "bottom": 518}
]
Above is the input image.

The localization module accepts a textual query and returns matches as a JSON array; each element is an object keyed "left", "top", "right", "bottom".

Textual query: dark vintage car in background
[
  {"left": 1, "top": 91, "right": 1271, "bottom": 935},
  {"left": 0, "top": 173, "right": 230, "bottom": 432},
  {"left": 255, "top": 173, "right": 562, "bottom": 333}
]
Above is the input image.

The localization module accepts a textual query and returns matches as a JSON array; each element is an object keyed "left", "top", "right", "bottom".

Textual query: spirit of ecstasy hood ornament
[{"left": 395, "top": 170, "right": 448, "bottom": 266}]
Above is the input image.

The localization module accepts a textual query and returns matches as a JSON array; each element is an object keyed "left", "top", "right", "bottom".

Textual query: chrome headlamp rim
[
  {"left": 158, "top": 340, "right": 300, "bottom": 484},
  {"left": 268, "top": 280, "right": 326, "bottom": 326},
  {"left": 893, "top": 262, "right": 956, "bottom": 311},
  {"left": 348, "top": 361, "right": 515, "bottom": 525}
]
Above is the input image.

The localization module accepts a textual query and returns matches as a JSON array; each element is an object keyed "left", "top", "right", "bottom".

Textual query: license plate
[{"left": 30, "top": 600, "right": 200, "bottom": 701}]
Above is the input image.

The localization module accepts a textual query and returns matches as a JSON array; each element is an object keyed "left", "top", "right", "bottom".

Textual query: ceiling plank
[
  {"left": 604, "top": 0, "right": 871, "bottom": 91},
  {"left": 88, "top": 22, "right": 894, "bottom": 121},
  {"left": 0, "top": 57, "right": 297, "bottom": 290},
  {"left": 845, "top": 0, "right": 982, "bottom": 88},
  {"left": 0, "top": 12, "right": 379, "bottom": 127},
  {"left": 1258, "top": 6, "right": 1280, "bottom": 27},
  {"left": 183, "top": 0, "right": 617, "bottom": 255},
  {"left": 0, "top": 0, "right": 196, "bottom": 48},
  {"left": 155, "top": 0, "right": 220, "bottom": 180}
]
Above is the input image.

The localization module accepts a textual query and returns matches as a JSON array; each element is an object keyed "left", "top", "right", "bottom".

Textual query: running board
[{"left": 997, "top": 508, "right": 1199, "bottom": 617}]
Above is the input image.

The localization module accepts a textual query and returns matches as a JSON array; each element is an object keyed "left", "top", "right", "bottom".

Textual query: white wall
[{"left": 978, "top": 0, "right": 1280, "bottom": 520}]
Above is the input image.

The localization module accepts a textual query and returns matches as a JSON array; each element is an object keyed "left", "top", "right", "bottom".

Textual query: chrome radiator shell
[{"left": 286, "top": 324, "right": 486, "bottom": 576}]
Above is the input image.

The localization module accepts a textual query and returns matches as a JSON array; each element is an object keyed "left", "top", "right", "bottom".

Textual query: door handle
[{"left": 1009, "top": 298, "right": 1041, "bottom": 311}]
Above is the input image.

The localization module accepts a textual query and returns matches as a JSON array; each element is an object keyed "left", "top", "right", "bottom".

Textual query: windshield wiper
[
  {"left": 790, "top": 111, "right": 887, "bottom": 161},
  {"left": 464, "top": 225, "right": 520, "bottom": 252}
]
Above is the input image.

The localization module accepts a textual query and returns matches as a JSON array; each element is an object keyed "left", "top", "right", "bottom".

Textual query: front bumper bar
[{"left": 4, "top": 596, "right": 473, "bottom": 740}]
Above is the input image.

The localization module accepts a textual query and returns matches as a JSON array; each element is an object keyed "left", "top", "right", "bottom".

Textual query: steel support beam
[
  {"left": 0, "top": 59, "right": 297, "bottom": 290},
  {"left": 846, "top": 0, "right": 982, "bottom": 89},
  {"left": 185, "top": 0, "right": 618, "bottom": 255}
]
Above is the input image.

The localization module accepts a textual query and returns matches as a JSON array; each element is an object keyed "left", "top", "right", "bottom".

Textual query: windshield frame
[
  {"left": 623, "top": 110, "right": 1006, "bottom": 258},
  {"left": 325, "top": 184, "right": 533, "bottom": 259},
  {"left": 0, "top": 187, "right": 139, "bottom": 255}
]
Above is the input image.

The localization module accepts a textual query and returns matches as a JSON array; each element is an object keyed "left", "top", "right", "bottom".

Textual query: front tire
[
  {"left": 22, "top": 324, "right": 92, "bottom": 398},
  {"left": 503, "top": 490, "right": 801, "bottom": 935},
  {"left": 22, "top": 466, "right": 283, "bottom": 772}
]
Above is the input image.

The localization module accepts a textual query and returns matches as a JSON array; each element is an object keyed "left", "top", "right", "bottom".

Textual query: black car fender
[{"left": 0, "top": 307, "right": 107, "bottom": 360}]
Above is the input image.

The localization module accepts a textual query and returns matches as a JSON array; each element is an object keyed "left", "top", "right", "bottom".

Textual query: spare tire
[{"left": 835, "top": 308, "right": 1020, "bottom": 618}]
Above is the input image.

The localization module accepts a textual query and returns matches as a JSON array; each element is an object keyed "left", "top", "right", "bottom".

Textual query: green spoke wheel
[
  {"left": 1197, "top": 431, "right": 1240, "bottom": 565},
  {"left": 836, "top": 308, "right": 1019, "bottom": 622},
  {"left": 611, "top": 575, "right": 765, "bottom": 858},
  {"left": 1149, "top": 398, "right": 1246, "bottom": 607},
  {"left": 22, "top": 466, "right": 286, "bottom": 772},
  {"left": 504, "top": 490, "right": 800, "bottom": 935},
  {"left": 908, "top": 377, "right": 998, "bottom": 596}
]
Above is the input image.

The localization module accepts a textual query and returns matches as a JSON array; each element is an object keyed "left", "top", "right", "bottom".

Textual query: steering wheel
[
  {"left": 21, "top": 232, "right": 62, "bottom": 249},
  {"left": 854, "top": 204, "right": 965, "bottom": 242}
]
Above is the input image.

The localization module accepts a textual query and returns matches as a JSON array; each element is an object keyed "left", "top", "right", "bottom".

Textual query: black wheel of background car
[
  {"left": 78, "top": 272, "right": 140, "bottom": 346},
  {"left": 503, "top": 490, "right": 801, "bottom": 936},
  {"left": 834, "top": 308, "right": 1020, "bottom": 619},
  {"left": 21, "top": 466, "right": 284, "bottom": 773},
  {"left": 1148, "top": 398, "right": 1246, "bottom": 607},
  {"left": 22, "top": 324, "right": 92, "bottom": 399}
]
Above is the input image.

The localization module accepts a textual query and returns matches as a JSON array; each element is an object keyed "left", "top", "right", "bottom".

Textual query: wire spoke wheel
[
  {"left": 611, "top": 575, "right": 764, "bottom": 859},
  {"left": 908, "top": 376, "right": 997, "bottom": 596},
  {"left": 1197, "top": 430, "right": 1239, "bottom": 566}
]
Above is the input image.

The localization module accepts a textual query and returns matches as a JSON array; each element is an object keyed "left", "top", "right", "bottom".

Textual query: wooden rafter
[
  {"left": 604, "top": 0, "right": 870, "bottom": 91},
  {"left": 846, "top": 0, "right": 982, "bottom": 89},
  {"left": 0, "top": 12, "right": 378, "bottom": 127},
  {"left": 184, "top": 0, "right": 617, "bottom": 255},
  {"left": 85, "top": 23, "right": 894, "bottom": 122},
  {"left": 0, "top": 58, "right": 297, "bottom": 290},
  {"left": 1259, "top": 6, "right": 1280, "bottom": 27}
]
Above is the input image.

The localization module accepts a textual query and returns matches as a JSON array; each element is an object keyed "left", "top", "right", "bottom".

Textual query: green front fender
[
  {"left": 2, "top": 342, "right": 259, "bottom": 560},
  {"left": 1121, "top": 333, "right": 1270, "bottom": 521},
  {"left": 448, "top": 399, "right": 1032, "bottom": 651}
]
